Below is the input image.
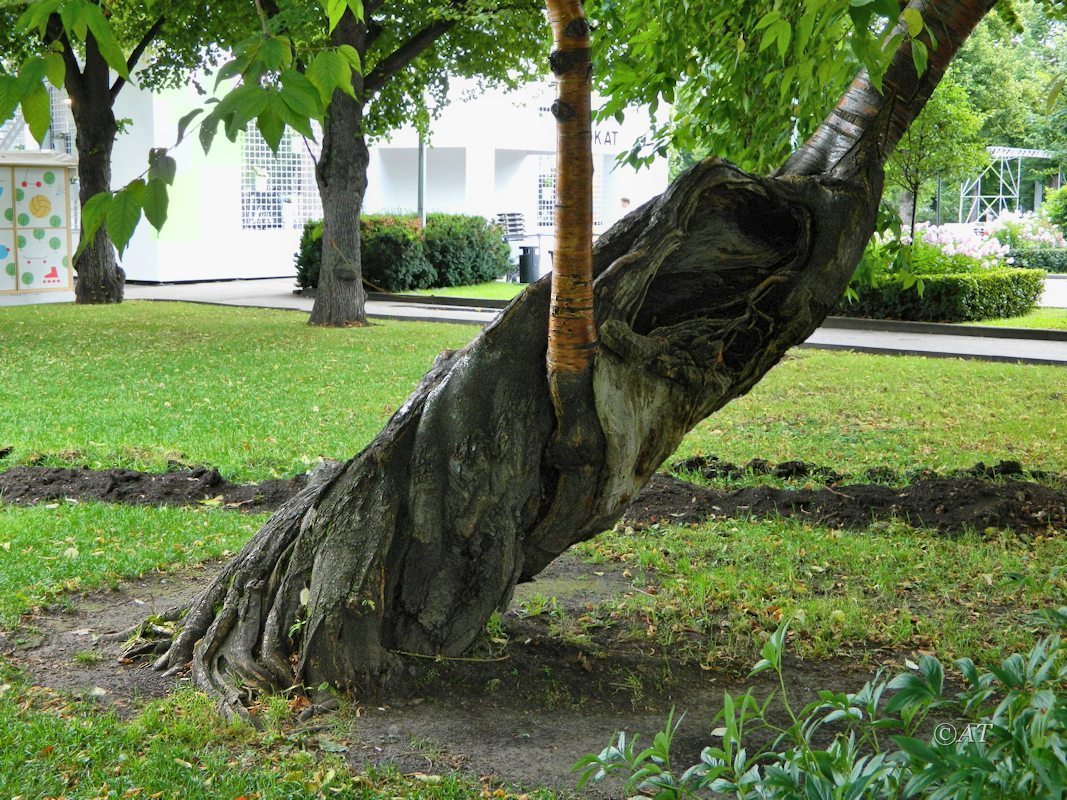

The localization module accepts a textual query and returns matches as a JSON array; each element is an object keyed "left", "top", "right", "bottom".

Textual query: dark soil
[
  {"left": 0, "top": 554, "right": 878, "bottom": 798},
  {"left": 2, "top": 460, "right": 1064, "bottom": 534},
  {"left": 0, "top": 465, "right": 307, "bottom": 512},
  {"left": 624, "top": 473, "right": 1067, "bottom": 534}
]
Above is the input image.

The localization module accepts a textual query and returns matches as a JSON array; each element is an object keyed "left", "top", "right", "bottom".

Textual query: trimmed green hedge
[
  {"left": 836, "top": 268, "right": 1045, "bottom": 322},
  {"left": 1010, "top": 248, "right": 1067, "bottom": 273},
  {"left": 294, "top": 214, "right": 510, "bottom": 292},
  {"left": 360, "top": 215, "right": 434, "bottom": 291},
  {"left": 423, "top": 213, "right": 512, "bottom": 288}
]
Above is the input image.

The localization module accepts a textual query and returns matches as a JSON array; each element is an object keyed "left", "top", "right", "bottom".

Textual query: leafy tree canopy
[{"left": 587, "top": 0, "right": 1056, "bottom": 175}]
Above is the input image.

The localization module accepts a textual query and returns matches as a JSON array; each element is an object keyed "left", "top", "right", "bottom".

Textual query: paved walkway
[{"left": 125, "top": 278, "right": 1067, "bottom": 367}]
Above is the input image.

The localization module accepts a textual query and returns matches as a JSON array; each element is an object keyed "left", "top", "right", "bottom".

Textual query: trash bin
[
  {"left": 518, "top": 245, "right": 539, "bottom": 283},
  {"left": 0, "top": 151, "right": 78, "bottom": 306}
]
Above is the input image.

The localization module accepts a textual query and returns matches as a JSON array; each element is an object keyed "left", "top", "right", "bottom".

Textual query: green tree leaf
[
  {"left": 20, "top": 82, "right": 51, "bottom": 143},
  {"left": 106, "top": 180, "right": 146, "bottom": 256},
  {"left": 43, "top": 52, "right": 65, "bottom": 89},
  {"left": 142, "top": 178, "right": 169, "bottom": 232},
  {"left": 176, "top": 108, "right": 204, "bottom": 145},
  {"left": 902, "top": 8, "right": 924, "bottom": 38},
  {"left": 307, "top": 50, "right": 354, "bottom": 101},
  {"left": 199, "top": 110, "right": 221, "bottom": 154},
  {"left": 84, "top": 4, "right": 132, "bottom": 81},
  {"left": 76, "top": 192, "right": 113, "bottom": 257},
  {"left": 0, "top": 76, "right": 20, "bottom": 123},
  {"left": 911, "top": 39, "right": 928, "bottom": 76},
  {"left": 256, "top": 103, "right": 285, "bottom": 152},
  {"left": 280, "top": 69, "right": 323, "bottom": 119},
  {"left": 148, "top": 150, "right": 177, "bottom": 185}
]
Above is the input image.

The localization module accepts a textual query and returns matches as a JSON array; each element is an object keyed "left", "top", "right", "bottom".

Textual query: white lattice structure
[
  {"left": 535, "top": 152, "right": 606, "bottom": 232},
  {"left": 239, "top": 125, "right": 322, "bottom": 230},
  {"left": 959, "top": 146, "right": 1055, "bottom": 223}
]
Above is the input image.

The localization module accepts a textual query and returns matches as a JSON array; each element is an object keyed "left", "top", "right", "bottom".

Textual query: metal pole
[
  {"left": 417, "top": 133, "right": 426, "bottom": 227},
  {"left": 936, "top": 174, "right": 942, "bottom": 226}
]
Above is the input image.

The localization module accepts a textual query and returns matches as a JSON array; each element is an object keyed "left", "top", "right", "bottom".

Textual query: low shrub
[
  {"left": 424, "top": 214, "right": 511, "bottom": 287},
  {"left": 838, "top": 268, "right": 1045, "bottom": 322},
  {"left": 293, "top": 214, "right": 509, "bottom": 291},
  {"left": 294, "top": 221, "right": 322, "bottom": 290},
  {"left": 359, "top": 215, "right": 434, "bottom": 292},
  {"left": 1010, "top": 247, "right": 1067, "bottom": 273}
]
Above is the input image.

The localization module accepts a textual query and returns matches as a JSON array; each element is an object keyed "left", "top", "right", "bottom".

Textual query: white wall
[{"left": 105, "top": 77, "right": 669, "bottom": 283}]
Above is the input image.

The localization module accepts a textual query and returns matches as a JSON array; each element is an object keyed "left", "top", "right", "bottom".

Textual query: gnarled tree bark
[
  {"left": 136, "top": 0, "right": 997, "bottom": 718},
  {"left": 309, "top": 9, "right": 370, "bottom": 327}
]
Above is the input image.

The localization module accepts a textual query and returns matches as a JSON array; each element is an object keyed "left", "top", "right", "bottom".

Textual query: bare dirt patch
[
  {"left": 0, "top": 465, "right": 307, "bottom": 512},
  {"left": 3, "top": 461, "right": 1065, "bottom": 535},
  {"left": 624, "top": 473, "right": 1067, "bottom": 534}
]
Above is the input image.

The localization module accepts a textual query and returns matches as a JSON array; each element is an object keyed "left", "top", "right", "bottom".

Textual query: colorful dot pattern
[{"left": 0, "top": 166, "right": 73, "bottom": 293}]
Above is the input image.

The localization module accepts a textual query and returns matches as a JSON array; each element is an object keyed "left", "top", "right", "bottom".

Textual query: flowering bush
[
  {"left": 987, "top": 210, "right": 1067, "bottom": 250},
  {"left": 911, "top": 223, "right": 1012, "bottom": 269}
]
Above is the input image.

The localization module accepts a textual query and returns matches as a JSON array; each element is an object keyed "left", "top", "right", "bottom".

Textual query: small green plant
[
  {"left": 520, "top": 593, "right": 560, "bottom": 618},
  {"left": 576, "top": 608, "right": 1067, "bottom": 798},
  {"left": 73, "top": 650, "right": 103, "bottom": 666}
]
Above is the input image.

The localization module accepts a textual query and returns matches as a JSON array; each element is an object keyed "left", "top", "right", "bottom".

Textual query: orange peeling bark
[{"left": 545, "top": 0, "right": 595, "bottom": 379}]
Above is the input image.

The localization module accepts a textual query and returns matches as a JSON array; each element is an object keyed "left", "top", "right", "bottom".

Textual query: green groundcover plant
[{"left": 576, "top": 599, "right": 1067, "bottom": 799}]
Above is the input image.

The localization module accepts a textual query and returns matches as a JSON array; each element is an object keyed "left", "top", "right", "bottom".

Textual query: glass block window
[
  {"left": 536, "top": 154, "right": 555, "bottom": 230},
  {"left": 536, "top": 153, "right": 606, "bottom": 231},
  {"left": 239, "top": 124, "right": 322, "bottom": 229},
  {"left": 48, "top": 87, "right": 76, "bottom": 156}
]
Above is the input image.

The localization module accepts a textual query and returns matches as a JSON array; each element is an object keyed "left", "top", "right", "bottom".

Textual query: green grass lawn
[
  {"left": 675, "top": 350, "right": 1066, "bottom": 475},
  {"left": 966, "top": 307, "right": 1067, "bottom": 331},
  {"left": 0, "top": 302, "right": 475, "bottom": 481},
  {"left": 0, "top": 503, "right": 266, "bottom": 627},
  {"left": 0, "top": 684, "right": 540, "bottom": 800},
  {"left": 575, "top": 517, "right": 1066, "bottom": 668},
  {"left": 2, "top": 303, "right": 1063, "bottom": 483},
  {"left": 408, "top": 280, "right": 525, "bottom": 300},
  {"left": 1, "top": 300, "right": 1064, "bottom": 799}
]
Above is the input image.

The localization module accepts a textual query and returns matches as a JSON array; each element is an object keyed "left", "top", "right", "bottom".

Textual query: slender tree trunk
[
  {"left": 69, "top": 39, "right": 123, "bottom": 304},
  {"left": 545, "top": 0, "right": 595, "bottom": 379},
  {"left": 141, "top": 0, "right": 998, "bottom": 718},
  {"left": 309, "top": 10, "right": 369, "bottom": 327}
]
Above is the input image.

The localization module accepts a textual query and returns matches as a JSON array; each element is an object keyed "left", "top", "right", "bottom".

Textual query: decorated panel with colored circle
[
  {"left": 17, "top": 228, "right": 70, "bottom": 290},
  {"left": 0, "top": 230, "right": 15, "bottom": 291},
  {"left": 0, "top": 170, "right": 12, "bottom": 230},
  {"left": 14, "top": 166, "right": 67, "bottom": 229}
]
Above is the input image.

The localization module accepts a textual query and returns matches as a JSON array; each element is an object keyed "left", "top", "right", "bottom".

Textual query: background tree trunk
[
  {"left": 144, "top": 0, "right": 998, "bottom": 717},
  {"left": 69, "top": 38, "right": 123, "bottom": 305},
  {"left": 309, "top": 10, "right": 369, "bottom": 327}
]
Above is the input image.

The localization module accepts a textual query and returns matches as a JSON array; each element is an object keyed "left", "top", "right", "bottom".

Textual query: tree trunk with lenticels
[{"left": 136, "top": 0, "right": 998, "bottom": 718}]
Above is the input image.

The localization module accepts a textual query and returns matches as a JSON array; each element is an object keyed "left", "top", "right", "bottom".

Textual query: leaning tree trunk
[
  {"left": 309, "top": 9, "right": 369, "bottom": 327},
  {"left": 69, "top": 39, "right": 124, "bottom": 305},
  {"left": 142, "top": 0, "right": 997, "bottom": 717}
]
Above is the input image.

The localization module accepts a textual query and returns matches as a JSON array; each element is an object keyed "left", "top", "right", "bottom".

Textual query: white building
[{"left": 3, "top": 78, "right": 668, "bottom": 285}]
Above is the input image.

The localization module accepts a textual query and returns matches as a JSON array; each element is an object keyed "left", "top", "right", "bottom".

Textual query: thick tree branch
[
  {"left": 362, "top": 18, "right": 456, "bottom": 96},
  {"left": 110, "top": 15, "right": 166, "bottom": 101}
]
